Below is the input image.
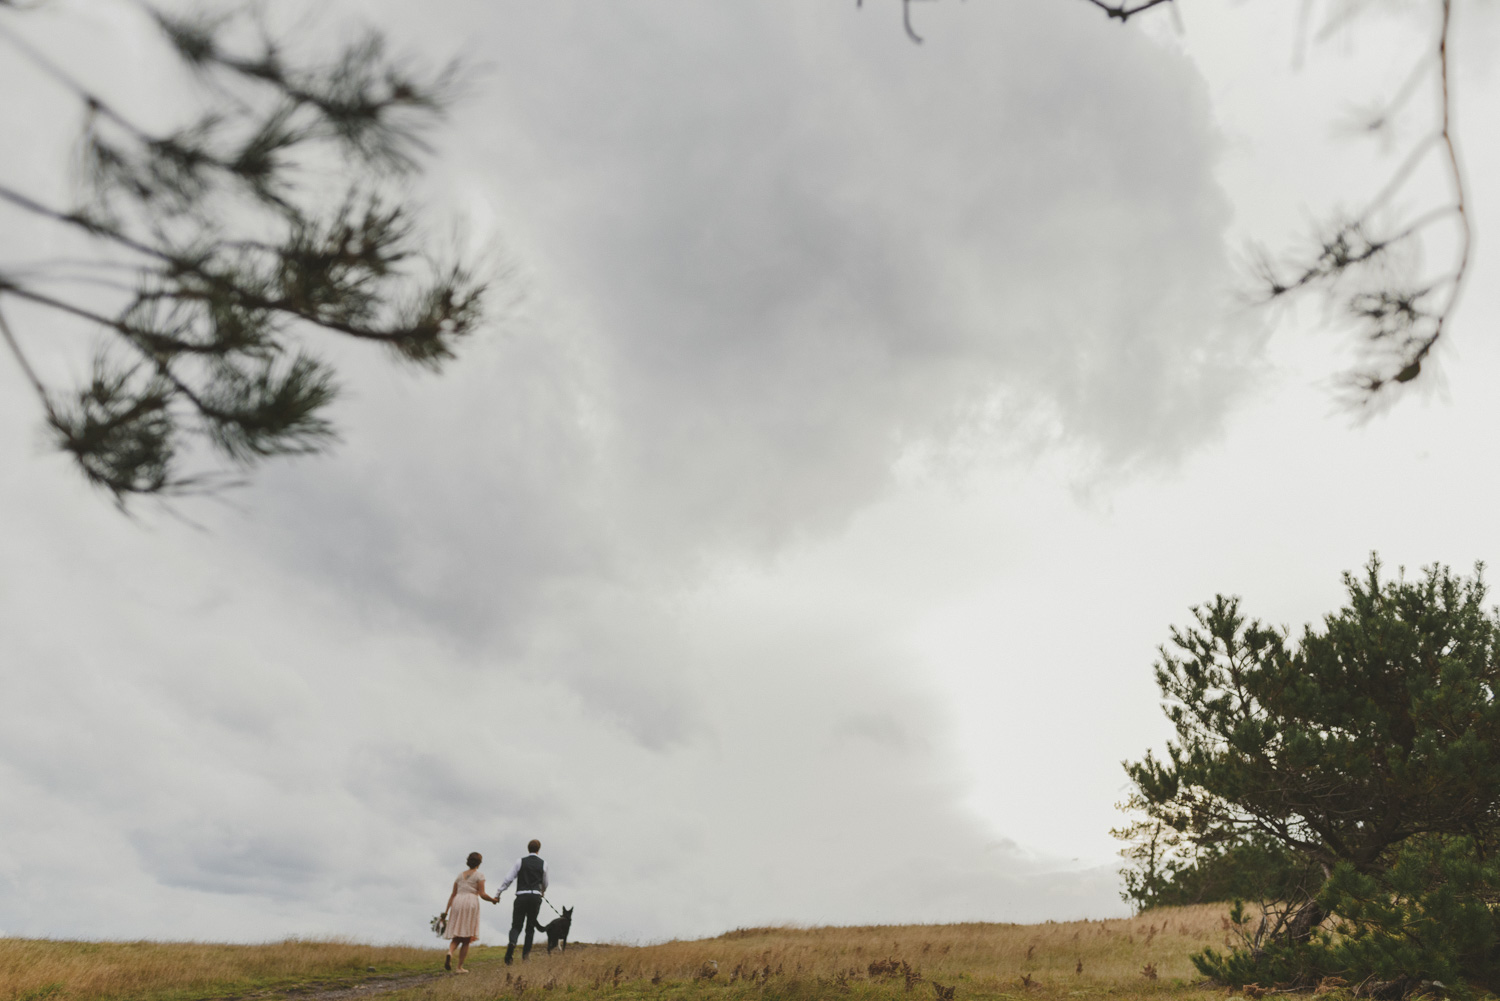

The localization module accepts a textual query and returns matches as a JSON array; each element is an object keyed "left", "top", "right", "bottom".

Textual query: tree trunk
[{"left": 1285, "top": 898, "right": 1326, "bottom": 944}]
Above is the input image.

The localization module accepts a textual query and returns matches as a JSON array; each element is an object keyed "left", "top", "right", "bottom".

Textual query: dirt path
[
  {"left": 198, "top": 970, "right": 449, "bottom": 1001},
  {"left": 278, "top": 972, "right": 445, "bottom": 1001}
]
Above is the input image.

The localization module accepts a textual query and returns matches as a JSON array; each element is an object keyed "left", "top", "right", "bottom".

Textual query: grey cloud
[
  {"left": 0, "top": 0, "right": 1255, "bottom": 945},
  {"left": 347, "top": 744, "right": 554, "bottom": 824},
  {"left": 235, "top": 0, "right": 1253, "bottom": 711},
  {"left": 833, "top": 713, "right": 920, "bottom": 751},
  {"left": 131, "top": 826, "right": 329, "bottom": 900}
]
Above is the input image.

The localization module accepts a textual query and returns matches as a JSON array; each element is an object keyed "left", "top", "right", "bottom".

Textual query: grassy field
[
  {"left": 419, "top": 904, "right": 1231, "bottom": 1001},
  {"left": 1, "top": 905, "right": 1232, "bottom": 1001},
  {"left": 0, "top": 938, "right": 447, "bottom": 1001}
]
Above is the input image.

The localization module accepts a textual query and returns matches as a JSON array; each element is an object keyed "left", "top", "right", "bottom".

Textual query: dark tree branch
[
  {"left": 0, "top": 182, "right": 180, "bottom": 264},
  {"left": 858, "top": 0, "right": 1177, "bottom": 44},
  {"left": 0, "top": 18, "right": 156, "bottom": 142},
  {"left": 1420, "top": 0, "right": 1471, "bottom": 379},
  {"left": 857, "top": 0, "right": 1474, "bottom": 407},
  {"left": 1080, "top": 0, "right": 1176, "bottom": 23},
  {"left": 1258, "top": 0, "right": 1469, "bottom": 399},
  {"left": 0, "top": 2, "right": 488, "bottom": 502},
  {"left": 854, "top": 0, "right": 931, "bottom": 45}
]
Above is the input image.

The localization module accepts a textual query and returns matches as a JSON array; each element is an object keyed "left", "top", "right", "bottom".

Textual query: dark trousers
[{"left": 506, "top": 894, "right": 544, "bottom": 961}]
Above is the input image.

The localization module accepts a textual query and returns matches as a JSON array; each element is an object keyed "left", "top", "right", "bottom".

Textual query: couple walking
[{"left": 442, "top": 839, "right": 551, "bottom": 972}]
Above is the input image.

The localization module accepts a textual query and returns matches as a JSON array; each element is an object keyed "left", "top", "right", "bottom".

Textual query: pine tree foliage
[
  {"left": 1317, "top": 835, "right": 1500, "bottom": 991},
  {"left": 0, "top": 3, "right": 485, "bottom": 503},
  {"left": 1117, "top": 557, "right": 1500, "bottom": 991},
  {"left": 1113, "top": 800, "right": 1316, "bottom": 915}
]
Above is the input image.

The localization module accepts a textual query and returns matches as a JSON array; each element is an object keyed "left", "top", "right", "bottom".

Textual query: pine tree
[
  {"left": 0, "top": 3, "right": 486, "bottom": 503},
  {"left": 1119, "top": 556, "right": 1500, "bottom": 991}
]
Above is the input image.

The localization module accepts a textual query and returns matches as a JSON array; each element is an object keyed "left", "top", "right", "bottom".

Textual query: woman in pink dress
[{"left": 443, "top": 852, "right": 500, "bottom": 972}]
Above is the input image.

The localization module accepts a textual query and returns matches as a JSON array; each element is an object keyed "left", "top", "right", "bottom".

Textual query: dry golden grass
[
  {"left": 0, "top": 937, "right": 444, "bottom": 1001},
  {"left": 1, "top": 905, "right": 1234, "bottom": 1001},
  {"left": 415, "top": 904, "right": 1233, "bottom": 1001}
]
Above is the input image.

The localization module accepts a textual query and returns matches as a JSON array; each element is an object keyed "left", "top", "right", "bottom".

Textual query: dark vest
[{"left": 517, "top": 855, "right": 545, "bottom": 893}]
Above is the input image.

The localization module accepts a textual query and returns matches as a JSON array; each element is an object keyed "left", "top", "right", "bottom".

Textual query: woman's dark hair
[{"left": 467, "top": 852, "right": 482, "bottom": 868}]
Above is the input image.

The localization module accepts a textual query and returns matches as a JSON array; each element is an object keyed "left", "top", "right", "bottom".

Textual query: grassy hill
[
  {"left": 2, "top": 904, "right": 1230, "bottom": 1001},
  {"left": 0, "top": 938, "right": 442, "bottom": 1001}
]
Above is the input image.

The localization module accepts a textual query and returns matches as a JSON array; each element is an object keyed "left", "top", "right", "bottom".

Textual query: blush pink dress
[{"left": 447, "top": 870, "right": 483, "bottom": 939}]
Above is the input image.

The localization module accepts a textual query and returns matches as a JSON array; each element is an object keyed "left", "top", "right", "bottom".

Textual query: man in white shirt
[{"left": 495, "top": 839, "right": 549, "bottom": 964}]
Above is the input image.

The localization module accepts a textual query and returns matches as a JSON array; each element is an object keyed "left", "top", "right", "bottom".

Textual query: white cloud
[{"left": 0, "top": 0, "right": 1267, "bottom": 945}]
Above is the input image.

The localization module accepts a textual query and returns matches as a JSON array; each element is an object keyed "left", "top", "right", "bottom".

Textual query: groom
[{"left": 496, "top": 839, "right": 548, "bottom": 964}]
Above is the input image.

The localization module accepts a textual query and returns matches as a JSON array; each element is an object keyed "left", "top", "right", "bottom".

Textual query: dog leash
[{"left": 499, "top": 891, "right": 563, "bottom": 916}]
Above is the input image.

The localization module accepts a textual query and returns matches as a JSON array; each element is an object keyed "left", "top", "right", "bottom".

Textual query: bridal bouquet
[{"left": 430, "top": 912, "right": 448, "bottom": 938}]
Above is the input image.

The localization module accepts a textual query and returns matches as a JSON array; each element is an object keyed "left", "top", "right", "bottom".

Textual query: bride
[{"left": 443, "top": 852, "right": 501, "bottom": 972}]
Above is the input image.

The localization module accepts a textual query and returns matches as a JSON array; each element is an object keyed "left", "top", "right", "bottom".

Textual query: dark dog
[{"left": 541, "top": 906, "right": 573, "bottom": 953}]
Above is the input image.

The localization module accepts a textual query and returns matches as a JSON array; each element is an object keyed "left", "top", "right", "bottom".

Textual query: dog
[{"left": 541, "top": 906, "right": 573, "bottom": 953}]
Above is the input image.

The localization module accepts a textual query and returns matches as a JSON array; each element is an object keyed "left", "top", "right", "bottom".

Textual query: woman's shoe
[{"left": 444, "top": 955, "right": 452, "bottom": 971}]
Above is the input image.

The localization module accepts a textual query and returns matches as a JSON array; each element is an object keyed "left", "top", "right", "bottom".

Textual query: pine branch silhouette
[
  {"left": 0, "top": 3, "right": 486, "bottom": 504},
  {"left": 857, "top": 0, "right": 1472, "bottom": 408}
]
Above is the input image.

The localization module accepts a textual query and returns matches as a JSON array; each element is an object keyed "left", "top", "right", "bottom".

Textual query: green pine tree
[{"left": 1118, "top": 556, "right": 1500, "bottom": 992}]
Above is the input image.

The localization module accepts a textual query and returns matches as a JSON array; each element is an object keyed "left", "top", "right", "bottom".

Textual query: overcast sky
[{"left": 3, "top": 0, "right": 1499, "bottom": 947}]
